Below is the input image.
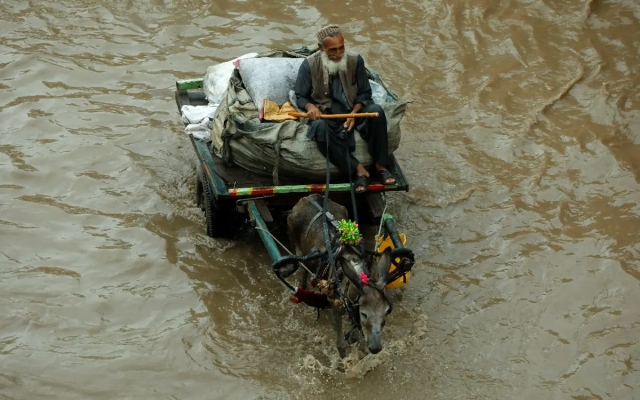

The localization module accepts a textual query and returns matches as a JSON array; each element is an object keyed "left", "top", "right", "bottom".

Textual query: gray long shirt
[{"left": 294, "top": 55, "right": 374, "bottom": 142}]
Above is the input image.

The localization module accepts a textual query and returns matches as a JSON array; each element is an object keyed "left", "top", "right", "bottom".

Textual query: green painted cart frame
[{"left": 174, "top": 77, "right": 412, "bottom": 263}]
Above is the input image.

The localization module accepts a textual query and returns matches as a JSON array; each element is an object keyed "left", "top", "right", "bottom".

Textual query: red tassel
[{"left": 291, "top": 287, "right": 330, "bottom": 309}]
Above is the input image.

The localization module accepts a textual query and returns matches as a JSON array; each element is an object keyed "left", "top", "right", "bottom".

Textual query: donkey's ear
[
  {"left": 341, "top": 260, "right": 365, "bottom": 293},
  {"left": 374, "top": 247, "right": 392, "bottom": 289}
]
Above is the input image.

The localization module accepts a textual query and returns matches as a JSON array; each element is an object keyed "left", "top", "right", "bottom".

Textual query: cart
[{"left": 174, "top": 73, "right": 415, "bottom": 285}]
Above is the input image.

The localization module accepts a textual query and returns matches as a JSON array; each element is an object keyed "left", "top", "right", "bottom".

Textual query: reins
[
  {"left": 342, "top": 125, "right": 365, "bottom": 258},
  {"left": 321, "top": 128, "right": 362, "bottom": 330},
  {"left": 316, "top": 125, "right": 380, "bottom": 332}
]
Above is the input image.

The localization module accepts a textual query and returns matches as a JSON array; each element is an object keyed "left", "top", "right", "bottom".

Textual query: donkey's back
[{"left": 287, "top": 193, "right": 348, "bottom": 259}]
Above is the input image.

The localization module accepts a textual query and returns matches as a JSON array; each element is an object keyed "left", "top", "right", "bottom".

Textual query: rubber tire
[
  {"left": 201, "top": 179, "right": 224, "bottom": 238},
  {"left": 195, "top": 163, "right": 204, "bottom": 210},
  {"left": 199, "top": 170, "right": 244, "bottom": 239}
]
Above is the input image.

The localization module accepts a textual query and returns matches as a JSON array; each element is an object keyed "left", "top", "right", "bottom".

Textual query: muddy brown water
[{"left": 1, "top": 0, "right": 639, "bottom": 399}]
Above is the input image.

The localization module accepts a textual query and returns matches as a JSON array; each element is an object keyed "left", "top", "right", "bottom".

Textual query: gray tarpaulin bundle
[{"left": 208, "top": 47, "right": 409, "bottom": 184}]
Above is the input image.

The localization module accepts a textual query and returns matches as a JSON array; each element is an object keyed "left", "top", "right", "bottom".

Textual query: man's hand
[
  {"left": 345, "top": 103, "right": 363, "bottom": 131},
  {"left": 344, "top": 117, "right": 355, "bottom": 131},
  {"left": 305, "top": 104, "right": 322, "bottom": 120}
]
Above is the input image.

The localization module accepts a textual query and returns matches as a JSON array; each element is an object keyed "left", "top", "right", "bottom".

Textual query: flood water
[{"left": 1, "top": 0, "right": 639, "bottom": 399}]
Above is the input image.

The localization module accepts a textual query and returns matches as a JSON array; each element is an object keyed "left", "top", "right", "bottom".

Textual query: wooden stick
[{"left": 288, "top": 111, "right": 379, "bottom": 119}]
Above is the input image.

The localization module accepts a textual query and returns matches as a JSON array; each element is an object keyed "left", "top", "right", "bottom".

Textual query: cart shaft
[
  {"left": 382, "top": 214, "right": 405, "bottom": 249},
  {"left": 246, "top": 200, "right": 282, "bottom": 263}
]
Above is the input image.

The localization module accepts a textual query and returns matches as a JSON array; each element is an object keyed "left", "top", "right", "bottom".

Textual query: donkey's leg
[
  {"left": 331, "top": 306, "right": 348, "bottom": 358},
  {"left": 345, "top": 322, "right": 362, "bottom": 345}
]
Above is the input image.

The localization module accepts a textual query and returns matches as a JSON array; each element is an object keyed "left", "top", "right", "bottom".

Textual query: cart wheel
[
  {"left": 200, "top": 176, "right": 244, "bottom": 239},
  {"left": 201, "top": 180, "right": 224, "bottom": 238},
  {"left": 195, "top": 163, "right": 204, "bottom": 210}
]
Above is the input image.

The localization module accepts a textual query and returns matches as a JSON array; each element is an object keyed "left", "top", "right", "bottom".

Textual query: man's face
[{"left": 320, "top": 34, "right": 345, "bottom": 62}]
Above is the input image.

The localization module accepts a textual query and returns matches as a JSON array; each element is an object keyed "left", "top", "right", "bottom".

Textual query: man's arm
[
  {"left": 344, "top": 55, "right": 373, "bottom": 130},
  {"left": 294, "top": 59, "right": 313, "bottom": 111},
  {"left": 294, "top": 59, "right": 322, "bottom": 120},
  {"left": 352, "top": 55, "right": 373, "bottom": 112}
]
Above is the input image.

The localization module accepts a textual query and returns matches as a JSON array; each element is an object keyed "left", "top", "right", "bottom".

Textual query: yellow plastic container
[{"left": 376, "top": 233, "right": 412, "bottom": 289}]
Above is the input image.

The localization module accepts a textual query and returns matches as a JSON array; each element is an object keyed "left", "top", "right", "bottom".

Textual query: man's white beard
[{"left": 321, "top": 51, "right": 348, "bottom": 76}]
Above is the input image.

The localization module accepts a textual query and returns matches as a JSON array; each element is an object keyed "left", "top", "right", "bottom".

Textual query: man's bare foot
[
  {"left": 375, "top": 163, "right": 396, "bottom": 184},
  {"left": 354, "top": 164, "right": 370, "bottom": 193},
  {"left": 356, "top": 164, "right": 369, "bottom": 177}
]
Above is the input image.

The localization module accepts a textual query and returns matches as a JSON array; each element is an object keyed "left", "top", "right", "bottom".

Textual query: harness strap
[
  {"left": 303, "top": 196, "right": 340, "bottom": 237},
  {"left": 304, "top": 211, "right": 323, "bottom": 238}
]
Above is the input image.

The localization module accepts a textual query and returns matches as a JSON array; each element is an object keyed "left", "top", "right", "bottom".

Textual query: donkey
[{"left": 286, "top": 194, "right": 394, "bottom": 358}]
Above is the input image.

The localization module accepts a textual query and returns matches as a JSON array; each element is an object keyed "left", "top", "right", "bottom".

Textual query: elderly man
[{"left": 294, "top": 24, "right": 396, "bottom": 192}]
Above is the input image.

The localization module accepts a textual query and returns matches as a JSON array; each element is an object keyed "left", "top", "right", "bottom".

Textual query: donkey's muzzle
[{"left": 368, "top": 345, "right": 382, "bottom": 354}]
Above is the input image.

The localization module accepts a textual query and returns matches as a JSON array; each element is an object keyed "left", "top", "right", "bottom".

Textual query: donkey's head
[{"left": 340, "top": 247, "right": 393, "bottom": 354}]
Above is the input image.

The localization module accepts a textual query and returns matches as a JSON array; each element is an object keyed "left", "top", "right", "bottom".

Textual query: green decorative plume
[{"left": 337, "top": 219, "right": 362, "bottom": 246}]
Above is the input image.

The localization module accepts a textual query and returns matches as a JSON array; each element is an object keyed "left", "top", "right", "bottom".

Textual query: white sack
[
  {"left": 237, "top": 57, "right": 305, "bottom": 113},
  {"left": 202, "top": 52, "right": 259, "bottom": 104}
]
